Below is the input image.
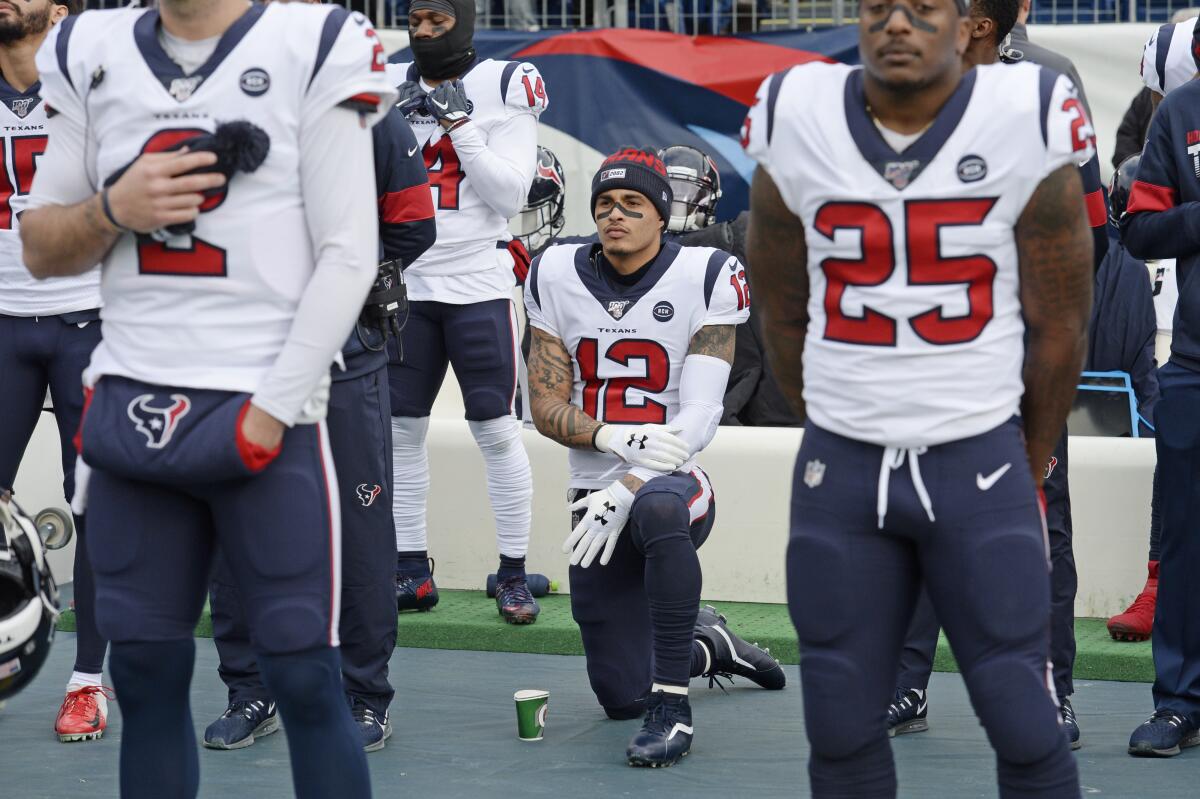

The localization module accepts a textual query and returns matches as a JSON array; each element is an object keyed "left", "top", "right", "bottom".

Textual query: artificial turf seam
[{"left": 54, "top": 590, "right": 1155, "bottom": 683}]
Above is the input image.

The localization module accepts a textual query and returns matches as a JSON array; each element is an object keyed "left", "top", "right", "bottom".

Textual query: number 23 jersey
[
  {"left": 525, "top": 241, "right": 750, "bottom": 488},
  {"left": 743, "top": 61, "right": 1094, "bottom": 448}
]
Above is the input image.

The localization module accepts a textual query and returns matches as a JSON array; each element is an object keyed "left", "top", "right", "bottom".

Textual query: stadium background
[{"left": 15, "top": 9, "right": 1168, "bottom": 616}]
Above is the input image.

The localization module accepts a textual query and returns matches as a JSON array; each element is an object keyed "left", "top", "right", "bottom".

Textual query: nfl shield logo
[
  {"left": 606, "top": 300, "right": 631, "bottom": 320},
  {"left": 803, "top": 459, "right": 826, "bottom": 489}
]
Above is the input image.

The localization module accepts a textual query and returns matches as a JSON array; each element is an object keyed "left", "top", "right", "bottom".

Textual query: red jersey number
[
  {"left": 0, "top": 134, "right": 47, "bottom": 229},
  {"left": 521, "top": 74, "right": 546, "bottom": 109},
  {"left": 423, "top": 136, "right": 464, "bottom": 211},
  {"left": 577, "top": 338, "right": 670, "bottom": 424},
  {"left": 814, "top": 198, "right": 998, "bottom": 347}
]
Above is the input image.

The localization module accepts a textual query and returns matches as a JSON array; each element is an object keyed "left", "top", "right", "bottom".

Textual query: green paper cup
[{"left": 514, "top": 689, "right": 549, "bottom": 741}]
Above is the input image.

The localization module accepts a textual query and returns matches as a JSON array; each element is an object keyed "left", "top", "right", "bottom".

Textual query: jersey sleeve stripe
[
  {"left": 1155, "top": 22, "right": 1175, "bottom": 94},
  {"left": 765, "top": 69, "right": 788, "bottom": 146},
  {"left": 1085, "top": 189, "right": 1107, "bottom": 228},
  {"left": 308, "top": 6, "right": 351, "bottom": 91},
  {"left": 500, "top": 61, "right": 520, "bottom": 102},
  {"left": 55, "top": 14, "right": 80, "bottom": 92},
  {"left": 529, "top": 254, "right": 543, "bottom": 311},
  {"left": 379, "top": 184, "right": 435, "bottom": 224},
  {"left": 1127, "top": 180, "right": 1177, "bottom": 214},
  {"left": 1036, "top": 65, "right": 1058, "bottom": 146},
  {"left": 703, "top": 249, "right": 726, "bottom": 309}
]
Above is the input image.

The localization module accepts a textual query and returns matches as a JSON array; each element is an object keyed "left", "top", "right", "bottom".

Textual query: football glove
[
  {"left": 595, "top": 423, "right": 689, "bottom": 472},
  {"left": 396, "top": 80, "right": 428, "bottom": 118},
  {"left": 564, "top": 481, "right": 636, "bottom": 568},
  {"left": 425, "top": 80, "right": 473, "bottom": 127}
]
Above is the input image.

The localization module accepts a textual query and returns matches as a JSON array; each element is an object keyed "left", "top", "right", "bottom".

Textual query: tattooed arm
[
  {"left": 688, "top": 324, "right": 736, "bottom": 362},
  {"left": 1017, "top": 162, "right": 1094, "bottom": 487},
  {"left": 528, "top": 326, "right": 604, "bottom": 450},
  {"left": 746, "top": 166, "right": 809, "bottom": 421}
]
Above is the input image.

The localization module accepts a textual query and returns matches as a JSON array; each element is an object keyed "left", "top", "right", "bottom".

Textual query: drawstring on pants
[{"left": 877, "top": 446, "right": 936, "bottom": 529}]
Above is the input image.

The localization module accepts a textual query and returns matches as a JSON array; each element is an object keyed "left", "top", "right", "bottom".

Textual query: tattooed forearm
[
  {"left": 528, "top": 326, "right": 605, "bottom": 450},
  {"left": 687, "top": 324, "right": 736, "bottom": 363},
  {"left": 746, "top": 167, "right": 809, "bottom": 421},
  {"left": 1017, "top": 162, "right": 1093, "bottom": 485}
]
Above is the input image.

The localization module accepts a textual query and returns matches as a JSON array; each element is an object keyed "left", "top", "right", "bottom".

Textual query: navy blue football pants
[
  {"left": 568, "top": 470, "right": 715, "bottom": 719},
  {"left": 0, "top": 312, "right": 105, "bottom": 675},
  {"left": 209, "top": 365, "right": 398, "bottom": 716},
  {"left": 789, "top": 420, "right": 1077, "bottom": 798},
  {"left": 1151, "top": 361, "right": 1200, "bottom": 726},
  {"left": 898, "top": 433, "right": 1077, "bottom": 700}
]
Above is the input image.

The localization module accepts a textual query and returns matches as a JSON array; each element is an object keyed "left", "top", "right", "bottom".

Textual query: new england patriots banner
[{"left": 390, "top": 27, "right": 858, "bottom": 233}]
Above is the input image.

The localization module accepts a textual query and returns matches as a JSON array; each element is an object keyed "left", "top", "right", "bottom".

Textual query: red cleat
[
  {"left": 1107, "top": 561, "right": 1158, "bottom": 642},
  {"left": 55, "top": 685, "right": 113, "bottom": 742}
]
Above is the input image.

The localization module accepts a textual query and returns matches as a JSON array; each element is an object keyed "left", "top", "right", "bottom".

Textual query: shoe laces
[
  {"left": 1123, "top": 589, "right": 1157, "bottom": 617},
  {"left": 62, "top": 685, "right": 113, "bottom": 716},
  {"left": 641, "top": 693, "right": 684, "bottom": 733},
  {"left": 1060, "top": 700, "right": 1077, "bottom": 725},
  {"left": 496, "top": 577, "right": 535, "bottom": 605},
  {"left": 350, "top": 700, "right": 381, "bottom": 727},
  {"left": 1148, "top": 708, "right": 1188, "bottom": 727},
  {"left": 223, "top": 699, "right": 267, "bottom": 721}
]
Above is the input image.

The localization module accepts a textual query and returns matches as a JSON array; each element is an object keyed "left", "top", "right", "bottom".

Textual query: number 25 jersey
[
  {"left": 35, "top": 4, "right": 392, "bottom": 395},
  {"left": 743, "top": 61, "right": 1094, "bottom": 449},
  {"left": 525, "top": 242, "right": 750, "bottom": 489}
]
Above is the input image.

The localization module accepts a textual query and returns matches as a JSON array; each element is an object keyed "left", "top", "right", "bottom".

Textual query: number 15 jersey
[
  {"left": 743, "top": 61, "right": 1093, "bottom": 449},
  {"left": 525, "top": 241, "right": 750, "bottom": 489}
]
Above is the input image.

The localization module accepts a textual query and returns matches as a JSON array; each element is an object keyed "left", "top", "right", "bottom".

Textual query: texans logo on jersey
[
  {"left": 356, "top": 483, "right": 382, "bottom": 507},
  {"left": 126, "top": 393, "right": 192, "bottom": 449}
]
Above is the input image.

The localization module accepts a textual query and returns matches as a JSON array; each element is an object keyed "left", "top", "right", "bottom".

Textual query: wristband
[{"left": 100, "top": 188, "right": 131, "bottom": 233}]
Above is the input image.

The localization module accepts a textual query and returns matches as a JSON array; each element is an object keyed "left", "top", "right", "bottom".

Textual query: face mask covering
[{"left": 410, "top": 0, "right": 477, "bottom": 81}]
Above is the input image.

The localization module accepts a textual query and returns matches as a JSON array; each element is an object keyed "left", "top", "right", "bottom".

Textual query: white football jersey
[
  {"left": 744, "top": 61, "right": 1094, "bottom": 448},
  {"left": 36, "top": 5, "right": 392, "bottom": 393},
  {"left": 387, "top": 59, "right": 545, "bottom": 303},
  {"left": 525, "top": 241, "right": 750, "bottom": 488},
  {"left": 0, "top": 78, "right": 99, "bottom": 315},
  {"left": 1140, "top": 16, "right": 1198, "bottom": 96}
]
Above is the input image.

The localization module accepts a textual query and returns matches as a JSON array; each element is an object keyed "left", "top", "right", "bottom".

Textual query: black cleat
[
  {"left": 350, "top": 697, "right": 392, "bottom": 753},
  {"left": 626, "top": 691, "right": 693, "bottom": 768},
  {"left": 887, "top": 687, "right": 928, "bottom": 737},
  {"left": 203, "top": 699, "right": 279, "bottom": 750},
  {"left": 1128, "top": 708, "right": 1200, "bottom": 757},
  {"left": 693, "top": 605, "right": 786, "bottom": 690},
  {"left": 1060, "top": 697, "right": 1081, "bottom": 750},
  {"left": 495, "top": 576, "right": 540, "bottom": 624},
  {"left": 396, "top": 557, "right": 438, "bottom": 612}
]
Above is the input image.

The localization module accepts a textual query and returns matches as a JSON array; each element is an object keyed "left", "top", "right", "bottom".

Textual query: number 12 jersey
[{"left": 743, "top": 61, "right": 1094, "bottom": 448}]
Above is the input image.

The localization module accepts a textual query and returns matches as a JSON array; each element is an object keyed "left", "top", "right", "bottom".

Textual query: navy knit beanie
[{"left": 590, "top": 147, "right": 673, "bottom": 227}]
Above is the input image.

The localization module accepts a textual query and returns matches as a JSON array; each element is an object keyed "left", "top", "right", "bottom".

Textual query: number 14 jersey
[
  {"left": 743, "top": 61, "right": 1094, "bottom": 449},
  {"left": 525, "top": 241, "right": 749, "bottom": 489}
]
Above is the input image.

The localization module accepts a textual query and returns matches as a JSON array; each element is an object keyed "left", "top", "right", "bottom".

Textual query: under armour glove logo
[
  {"left": 594, "top": 501, "right": 618, "bottom": 525},
  {"left": 627, "top": 434, "right": 649, "bottom": 450}
]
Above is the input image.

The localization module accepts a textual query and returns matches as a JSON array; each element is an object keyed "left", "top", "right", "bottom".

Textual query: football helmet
[
  {"left": 0, "top": 493, "right": 69, "bottom": 702},
  {"left": 516, "top": 146, "right": 566, "bottom": 256},
  {"left": 659, "top": 144, "right": 721, "bottom": 233},
  {"left": 1109, "top": 153, "right": 1140, "bottom": 227}
]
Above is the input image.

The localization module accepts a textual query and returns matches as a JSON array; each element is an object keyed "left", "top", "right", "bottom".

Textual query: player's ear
[
  {"left": 49, "top": 2, "right": 69, "bottom": 25},
  {"left": 969, "top": 16, "right": 991, "bottom": 41}
]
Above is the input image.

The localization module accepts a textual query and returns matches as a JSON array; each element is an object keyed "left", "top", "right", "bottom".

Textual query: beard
[{"left": 0, "top": 4, "right": 51, "bottom": 45}]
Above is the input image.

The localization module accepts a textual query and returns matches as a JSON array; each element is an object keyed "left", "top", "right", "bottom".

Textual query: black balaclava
[{"left": 410, "top": 0, "right": 476, "bottom": 82}]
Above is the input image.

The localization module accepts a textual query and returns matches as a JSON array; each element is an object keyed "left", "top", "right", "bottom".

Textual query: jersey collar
[
  {"left": 844, "top": 67, "right": 977, "bottom": 191},
  {"left": 0, "top": 70, "right": 41, "bottom": 119},
  {"left": 574, "top": 240, "right": 681, "bottom": 321},
  {"left": 134, "top": 4, "right": 267, "bottom": 103}
]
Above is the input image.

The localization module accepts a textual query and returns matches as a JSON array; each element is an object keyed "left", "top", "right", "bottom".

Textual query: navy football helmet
[
  {"left": 659, "top": 145, "right": 721, "bottom": 233},
  {"left": 516, "top": 147, "right": 566, "bottom": 256},
  {"left": 1109, "top": 153, "right": 1140, "bottom": 226},
  {"left": 0, "top": 493, "right": 69, "bottom": 702}
]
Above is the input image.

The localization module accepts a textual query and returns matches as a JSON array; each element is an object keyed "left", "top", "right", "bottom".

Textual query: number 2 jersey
[
  {"left": 743, "top": 61, "right": 1094, "bottom": 448},
  {"left": 387, "top": 59, "right": 546, "bottom": 304},
  {"left": 34, "top": 4, "right": 393, "bottom": 396},
  {"left": 525, "top": 241, "right": 750, "bottom": 489},
  {"left": 0, "top": 82, "right": 99, "bottom": 316}
]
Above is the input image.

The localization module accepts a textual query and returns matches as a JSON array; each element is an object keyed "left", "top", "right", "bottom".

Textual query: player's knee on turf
[
  {"left": 468, "top": 416, "right": 521, "bottom": 452},
  {"left": 965, "top": 657, "right": 1064, "bottom": 765},
  {"left": 586, "top": 661, "right": 648, "bottom": 718},
  {"left": 801, "top": 652, "right": 882, "bottom": 760}
]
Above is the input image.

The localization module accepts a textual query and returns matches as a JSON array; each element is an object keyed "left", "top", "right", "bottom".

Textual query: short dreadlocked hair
[{"left": 971, "top": 0, "right": 1019, "bottom": 42}]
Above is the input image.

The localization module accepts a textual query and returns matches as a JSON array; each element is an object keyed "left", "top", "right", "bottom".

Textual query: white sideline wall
[{"left": 14, "top": 375, "right": 1156, "bottom": 618}]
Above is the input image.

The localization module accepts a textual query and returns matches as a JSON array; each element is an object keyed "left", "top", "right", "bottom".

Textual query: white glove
[
  {"left": 564, "top": 481, "right": 636, "bottom": 568},
  {"left": 595, "top": 423, "right": 689, "bottom": 472}
]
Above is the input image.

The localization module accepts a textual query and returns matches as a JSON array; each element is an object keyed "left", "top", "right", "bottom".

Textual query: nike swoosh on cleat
[
  {"left": 667, "top": 723, "right": 694, "bottom": 741},
  {"left": 976, "top": 463, "right": 1012, "bottom": 491},
  {"left": 917, "top": 700, "right": 927, "bottom": 715},
  {"left": 407, "top": 144, "right": 419, "bottom": 157}
]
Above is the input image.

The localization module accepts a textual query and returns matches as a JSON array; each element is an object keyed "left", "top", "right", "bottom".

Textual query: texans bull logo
[
  {"left": 356, "top": 483, "right": 382, "bottom": 507},
  {"left": 127, "top": 394, "right": 192, "bottom": 449}
]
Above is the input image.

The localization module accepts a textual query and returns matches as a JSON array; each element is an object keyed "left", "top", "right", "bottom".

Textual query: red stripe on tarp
[
  {"left": 379, "top": 184, "right": 435, "bottom": 224},
  {"left": 1085, "top": 189, "right": 1107, "bottom": 228},
  {"left": 1126, "top": 180, "right": 1177, "bottom": 214},
  {"left": 514, "top": 30, "right": 833, "bottom": 106}
]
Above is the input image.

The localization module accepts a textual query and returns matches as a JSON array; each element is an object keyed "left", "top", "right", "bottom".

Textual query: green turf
[{"left": 55, "top": 590, "right": 1155, "bottom": 683}]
